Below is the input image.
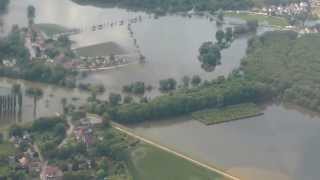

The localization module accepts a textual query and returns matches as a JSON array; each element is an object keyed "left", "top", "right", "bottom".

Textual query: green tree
[
  {"left": 27, "top": 5, "right": 36, "bottom": 25},
  {"left": 61, "top": 97, "right": 67, "bottom": 114},
  {"left": 225, "top": 27, "right": 233, "bottom": 42},
  {"left": 182, "top": 75, "right": 190, "bottom": 88},
  {"left": 191, "top": 75, "right": 202, "bottom": 86},
  {"left": 215, "top": 30, "right": 225, "bottom": 44},
  {"left": 25, "top": 87, "right": 43, "bottom": 119},
  {"left": 124, "top": 96, "right": 133, "bottom": 104},
  {"left": 109, "top": 93, "right": 121, "bottom": 106},
  {"left": 198, "top": 42, "right": 221, "bottom": 68},
  {"left": 159, "top": 78, "right": 177, "bottom": 92}
]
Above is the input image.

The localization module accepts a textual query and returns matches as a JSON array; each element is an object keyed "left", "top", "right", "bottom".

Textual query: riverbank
[{"left": 192, "top": 103, "right": 263, "bottom": 125}]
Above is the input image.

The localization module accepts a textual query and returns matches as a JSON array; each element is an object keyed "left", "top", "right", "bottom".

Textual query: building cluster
[
  {"left": 9, "top": 132, "right": 42, "bottom": 177},
  {"left": 75, "top": 55, "right": 131, "bottom": 70},
  {"left": 261, "top": 2, "right": 309, "bottom": 16},
  {"left": 73, "top": 115, "right": 102, "bottom": 147}
]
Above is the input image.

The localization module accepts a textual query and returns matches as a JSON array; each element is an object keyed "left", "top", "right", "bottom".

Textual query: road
[
  {"left": 111, "top": 122, "right": 241, "bottom": 180},
  {"left": 58, "top": 116, "right": 74, "bottom": 148}
]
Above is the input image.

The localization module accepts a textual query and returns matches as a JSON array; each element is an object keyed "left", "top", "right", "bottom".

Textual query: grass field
[
  {"left": 0, "top": 142, "right": 15, "bottom": 176},
  {"left": 225, "top": 12, "right": 289, "bottom": 27},
  {"left": 129, "top": 144, "right": 223, "bottom": 180},
  {"left": 192, "top": 103, "right": 263, "bottom": 125},
  {"left": 75, "top": 42, "right": 127, "bottom": 57},
  {"left": 34, "top": 23, "right": 68, "bottom": 37}
]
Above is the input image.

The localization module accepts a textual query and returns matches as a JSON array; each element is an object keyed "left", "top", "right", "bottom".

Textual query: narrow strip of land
[{"left": 111, "top": 122, "right": 241, "bottom": 180}]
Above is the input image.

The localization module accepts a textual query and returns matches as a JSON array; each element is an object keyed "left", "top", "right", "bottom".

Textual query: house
[
  {"left": 18, "top": 157, "right": 29, "bottom": 168},
  {"left": 40, "top": 165, "right": 63, "bottom": 180}
]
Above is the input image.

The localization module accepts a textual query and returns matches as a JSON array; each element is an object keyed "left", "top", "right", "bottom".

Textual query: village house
[{"left": 40, "top": 165, "right": 63, "bottom": 180}]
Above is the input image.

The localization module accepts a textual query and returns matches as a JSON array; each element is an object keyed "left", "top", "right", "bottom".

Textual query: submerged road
[{"left": 111, "top": 122, "right": 241, "bottom": 180}]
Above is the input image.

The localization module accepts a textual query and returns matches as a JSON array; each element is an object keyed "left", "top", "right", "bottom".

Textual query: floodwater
[
  {"left": 1, "top": 1, "right": 320, "bottom": 180},
  {"left": 2, "top": 0, "right": 249, "bottom": 97},
  {"left": 130, "top": 104, "right": 320, "bottom": 180},
  {"left": 0, "top": 77, "right": 89, "bottom": 124}
]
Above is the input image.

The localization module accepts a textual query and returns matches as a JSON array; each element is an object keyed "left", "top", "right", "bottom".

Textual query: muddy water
[{"left": 130, "top": 104, "right": 320, "bottom": 180}]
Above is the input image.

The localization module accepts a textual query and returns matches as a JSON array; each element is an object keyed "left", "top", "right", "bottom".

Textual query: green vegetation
[
  {"left": 198, "top": 42, "right": 221, "bottom": 71},
  {"left": 159, "top": 78, "right": 177, "bottom": 92},
  {"left": 129, "top": 143, "right": 221, "bottom": 180},
  {"left": 242, "top": 31, "right": 320, "bottom": 112},
  {"left": 34, "top": 23, "right": 68, "bottom": 37},
  {"left": 225, "top": 12, "right": 289, "bottom": 27},
  {"left": 192, "top": 103, "right": 263, "bottom": 125},
  {"left": 123, "top": 81, "right": 152, "bottom": 95},
  {"left": 75, "top": 42, "right": 126, "bottom": 57},
  {"left": 0, "top": 0, "right": 9, "bottom": 13},
  {"left": 108, "top": 76, "right": 270, "bottom": 123},
  {"left": 30, "top": 117, "right": 67, "bottom": 158},
  {"left": 72, "top": 0, "right": 254, "bottom": 14},
  {"left": 0, "top": 27, "right": 77, "bottom": 87},
  {"left": 0, "top": 26, "right": 29, "bottom": 65}
]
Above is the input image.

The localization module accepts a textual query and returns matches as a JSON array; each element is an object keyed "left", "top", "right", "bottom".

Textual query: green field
[
  {"left": 225, "top": 12, "right": 289, "bottom": 27},
  {"left": 129, "top": 144, "right": 222, "bottom": 180},
  {"left": 34, "top": 23, "right": 68, "bottom": 37},
  {"left": 192, "top": 103, "right": 263, "bottom": 125},
  {"left": 75, "top": 42, "right": 127, "bottom": 57},
  {"left": 0, "top": 142, "right": 15, "bottom": 176}
]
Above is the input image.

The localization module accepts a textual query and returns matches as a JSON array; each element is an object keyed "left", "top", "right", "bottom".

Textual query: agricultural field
[
  {"left": 129, "top": 143, "right": 222, "bottom": 180},
  {"left": 34, "top": 23, "right": 68, "bottom": 37},
  {"left": 192, "top": 103, "right": 263, "bottom": 125},
  {"left": 225, "top": 12, "right": 289, "bottom": 27}
]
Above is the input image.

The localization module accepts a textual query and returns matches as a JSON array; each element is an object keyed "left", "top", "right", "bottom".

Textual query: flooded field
[{"left": 1, "top": 1, "right": 320, "bottom": 180}]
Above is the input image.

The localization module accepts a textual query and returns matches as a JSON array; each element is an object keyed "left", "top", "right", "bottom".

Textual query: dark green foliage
[
  {"left": 122, "top": 81, "right": 146, "bottom": 95},
  {"left": 109, "top": 93, "right": 122, "bottom": 106},
  {"left": 242, "top": 31, "right": 320, "bottom": 111},
  {"left": 72, "top": 0, "right": 254, "bottom": 13},
  {"left": 159, "top": 78, "right": 177, "bottom": 92},
  {"left": 215, "top": 30, "right": 225, "bottom": 44},
  {"left": 233, "top": 20, "right": 259, "bottom": 37},
  {"left": 198, "top": 42, "right": 221, "bottom": 70},
  {"left": 191, "top": 75, "right": 201, "bottom": 87},
  {"left": 0, "top": 0, "right": 9, "bottom": 13},
  {"left": 0, "top": 27, "right": 29, "bottom": 65},
  {"left": 111, "top": 77, "right": 271, "bottom": 123},
  {"left": 182, "top": 75, "right": 190, "bottom": 88}
]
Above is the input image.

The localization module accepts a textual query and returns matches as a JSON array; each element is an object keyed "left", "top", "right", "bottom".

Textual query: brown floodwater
[
  {"left": 1, "top": 1, "right": 319, "bottom": 180},
  {"left": 130, "top": 104, "right": 320, "bottom": 180}
]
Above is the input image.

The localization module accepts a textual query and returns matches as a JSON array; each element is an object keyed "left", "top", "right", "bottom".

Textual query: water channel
[{"left": 0, "top": 0, "right": 319, "bottom": 180}]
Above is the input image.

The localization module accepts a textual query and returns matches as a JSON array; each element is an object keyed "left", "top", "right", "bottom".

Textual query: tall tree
[
  {"left": 27, "top": 5, "right": 36, "bottom": 25},
  {"left": 225, "top": 27, "right": 233, "bottom": 42},
  {"left": 25, "top": 87, "right": 43, "bottom": 119},
  {"left": 215, "top": 30, "right": 225, "bottom": 44}
]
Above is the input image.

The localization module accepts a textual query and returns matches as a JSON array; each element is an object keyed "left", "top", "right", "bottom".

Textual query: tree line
[{"left": 107, "top": 75, "right": 271, "bottom": 123}]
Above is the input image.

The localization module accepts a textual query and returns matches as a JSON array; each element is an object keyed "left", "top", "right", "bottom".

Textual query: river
[{"left": 1, "top": 0, "right": 319, "bottom": 180}]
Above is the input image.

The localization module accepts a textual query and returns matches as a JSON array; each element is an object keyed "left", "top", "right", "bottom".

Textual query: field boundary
[{"left": 111, "top": 122, "right": 242, "bottom": 180}]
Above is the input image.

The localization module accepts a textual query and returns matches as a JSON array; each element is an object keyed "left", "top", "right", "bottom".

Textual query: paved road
[{"left": 111, "top": 122, "right": 241, "bottom": 180}]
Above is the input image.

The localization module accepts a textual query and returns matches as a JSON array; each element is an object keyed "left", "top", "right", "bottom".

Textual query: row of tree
[
  {"left": 72, "top": 0, "right": 253, "bottom": 14},
  {"left": 108, "top": 75, "right": 271, "bottom": 123}
]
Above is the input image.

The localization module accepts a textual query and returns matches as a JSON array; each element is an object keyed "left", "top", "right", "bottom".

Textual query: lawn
[
  {"left": 34, "top": 23, "right": 68, "bottom": 37},
  {"left": 129, "top": 143, "right": 223, "bottom": 180},
  {"left": 0, "top": 142, "right": 15, "bottom": 177},
  {"left": 192, "top": 103, "right": 263, "bottom": 125},
  {"left": 225, "top": 12, "right": 289, "bottom": 27},
  {"left": 0, "top": 142, "right": 15, "bottom": 157}
]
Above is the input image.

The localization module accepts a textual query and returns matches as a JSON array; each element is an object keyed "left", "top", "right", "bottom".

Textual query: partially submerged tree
[{"left": 25, "top": 87, "right": 43, "bottom": 119}]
